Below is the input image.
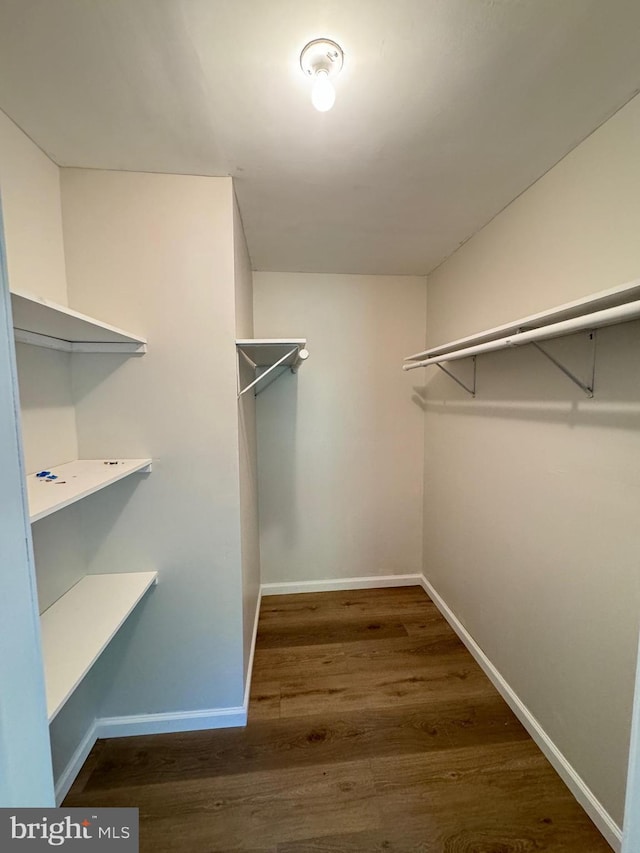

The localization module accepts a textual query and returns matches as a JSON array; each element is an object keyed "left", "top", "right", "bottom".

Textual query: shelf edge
[
  {"left": 29, "top": 459, "right": 152, "bottom": 523},
  {"left": 10, "top": 289, "right": 147, "bottom": 347}
]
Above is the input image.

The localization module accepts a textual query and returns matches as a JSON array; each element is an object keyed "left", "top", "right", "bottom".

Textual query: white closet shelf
[
  {"left": 405, "top": 279, "right": 640, "bottom": 364},
  {"left": 403, "top": 279, "right": 640, "bottom": 398},
  {"left": 236, "top": 338, "right": 308, "bottom": 397},
  {"left": 236, "top": 339, "right": 307, "bottom": 366},
  {"left": 10, "top": 289, "right": 147, "bottom": 353},
  {"left": 41, "top": 571, "right": 158, "bottom": 721},
  {"left": 28, "top": 458, "right": 152, "bottom": 523}
]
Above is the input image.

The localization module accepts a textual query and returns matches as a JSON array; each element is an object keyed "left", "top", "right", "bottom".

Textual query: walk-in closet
[{"left": 1, "top": 3, "right": 639, "bottom": 851}]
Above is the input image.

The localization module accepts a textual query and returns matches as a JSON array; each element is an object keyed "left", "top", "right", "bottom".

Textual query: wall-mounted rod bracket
[
  {"left": 436, "top": 356, "right": 476, "bottom": 398},
  {"left": 238, "top": 347, "right": 298, "bottom": 398},
  {"left": 236, "top": 339, "right": 308, "bottom": 398},
  {"left": 530, "top": 330, "right": 597, "bottom": 398},
  {"left": 238, "top": 348, "right": 257, "bottom": 370}
]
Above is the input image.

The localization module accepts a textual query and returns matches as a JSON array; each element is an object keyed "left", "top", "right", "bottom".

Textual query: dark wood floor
[{"left": 64, "top": 585, "right": 611, "bottom": 852}]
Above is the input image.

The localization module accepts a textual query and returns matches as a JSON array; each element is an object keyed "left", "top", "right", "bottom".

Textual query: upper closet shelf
[
  {"left": 403, "top": 279, "right": 640, "bottom": 398},
  {"left": 404, "top": 279, "right": 640, "bottom": 366},
  {"left": 236, "top": 339, "right": 309, "bottom": 397},
  {"left": 28, "top": 458, "right": 152, "bottom": 523},
  {"left": 11, "top": 289, "right": 147, "bottom": 353}
]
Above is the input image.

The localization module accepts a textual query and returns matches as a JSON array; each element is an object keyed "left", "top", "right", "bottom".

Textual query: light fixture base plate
[{"left": 300, "top": 39, "right": 343, "bottom": 79}]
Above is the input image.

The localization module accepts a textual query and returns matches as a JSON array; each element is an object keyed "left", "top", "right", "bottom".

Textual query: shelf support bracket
[
  {"left": 436, "top": 356, "right": 476, "bottom": 398},
  {"left": 238, "top": 347, "right": 298, "bottom": 398},
  {"left": 238, "top": 348, "right": 257, "bottom": 370},
  {"left": 530, "top": 331, "right": 597, "bottom": 398}
]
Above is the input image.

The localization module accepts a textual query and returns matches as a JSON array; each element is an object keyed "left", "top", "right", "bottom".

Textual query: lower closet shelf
[
  {"left": 40, "top": 571, "right": 158, "bottom": 722},
  {"left": 27, "top": 458, "right": 153, "bottom": 523}
]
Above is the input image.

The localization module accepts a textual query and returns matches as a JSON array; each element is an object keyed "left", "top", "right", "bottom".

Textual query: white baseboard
[
  {"left": 419, "top": 574, "right": 621, "bottom": 852},
  {"left": 95, "top": 705, "right": 247, "bottom": 740},
  {"left": 55, "top": 720, "right": 98, "bottom": 805},
  {"left": 261, "top": 573, "right": 423, "bottom": 596},
  {"left": 243, "top": 586, "right": 263, "bottom": 711}
]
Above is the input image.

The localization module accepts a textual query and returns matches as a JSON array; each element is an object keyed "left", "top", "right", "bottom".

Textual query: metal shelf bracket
[
  {"left": 530, "top": 330, "right": 597, "bottom": 398},
  {"left": 236, "top": 339, "right": 309, "bottom": 398},
  {"left": 436, "top": 356, "right": 477, "bottom": 398},
  {"left": 238, "top": 347, "right": 298, "bottom": 398}
]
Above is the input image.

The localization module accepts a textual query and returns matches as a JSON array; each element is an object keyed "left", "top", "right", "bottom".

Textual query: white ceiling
[{"left": 0, "top": 0, "right": 639, "bottom": 275}]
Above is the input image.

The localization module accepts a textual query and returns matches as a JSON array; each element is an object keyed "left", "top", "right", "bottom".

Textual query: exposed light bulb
[
  {"left": 300, "top": 39, "right": 343, "bottom": 113},
  {"left": 311, "top": 69, "right": 335, "bottom": 112}
]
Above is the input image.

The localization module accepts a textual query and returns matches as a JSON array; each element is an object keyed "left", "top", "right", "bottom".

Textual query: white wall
[
  {"left": 0, "top": 108, "right": 86, "bottom": 794},
  {"left": 16, "top": 346, "right": 78, "bottom": 475},
  {"left": 0, "top": 106, "right": 83, "bottom": 616},
  {"left": 424, "top": 92, "right": 640, "bottom": 828},
  {"left": 0, "top": 109, "right": 77, "bottom": 474},
  {"left": 0, "top": 110, "right": 67, "bottom": 304},
  {"left": 233, "top": 192, "right": 260, "bottom": 684},
  {"left": 60, "top": 169, "right": 246, "bottom": 729},
  {"left": 234, "top": 193, "right": 255, "bottom": 339},
  {"left": 0, "top": 210, "right": 54, "bottom": 807},
  {"left": 254, "top": 272, "right": 426, "bottom": 585}
]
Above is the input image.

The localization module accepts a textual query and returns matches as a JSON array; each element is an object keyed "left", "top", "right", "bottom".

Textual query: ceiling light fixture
[{"left": 300, "top": 38, "right": 344, "bottom": 112}]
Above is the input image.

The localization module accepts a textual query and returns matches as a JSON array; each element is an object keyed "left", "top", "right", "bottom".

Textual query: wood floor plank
[
  {"left": 373, "top": 795, "right": 610, "bottom": 852},
  {"left": 65, "top": 585, "right": 611, "bottom": 852},
  {"left": 276, "top": 811, "right": 609, "bottom": 853},
  {"left": 253, "top": 632, "right": 466, "bottom": 687},
  {"left": 259, "top": 586, "right": 434, "bottom": 626},
  {"left": 280, "top": 740, "right": 611, "bottom": 851},
  {"left": 371, "top": 739, "right": 575, "bottom": 817},
  {"left": 342, "top": 632, "right": 465, "bottom": 672},
  {"left": 261, "top": 585, "right": 428, "bottom": 610},
  {"left": 69, "top": 760, "right": 379, "bottom": 852},
  {"left": 256, "top": 617, "right": 409, "bottom": 649},
  {"left": 251, "top": 643, "right": 350, "bottom": 684},
  {"left": 441, "top": 693, "right": 532, "bottom": 751},
  {"left": 279, "top": 672, "right": 373, "bottom": 717},
  {"left": 277, "top": 829, "right": 408, "bottom": 852},
  {"left": 279, "top": 658, "right": 496, "bottom": 718},
  {"left": 248, "top": 681, "right": 281, "bottom": 721},
  {"left": 403, "top": 610, "right": 459, "bottom": 637},
  {"left": 370, "top": 738, "right": 547, "bottom": 791},
  {"left": 76, "top": 696, "right": 504, "bottom": 794}
]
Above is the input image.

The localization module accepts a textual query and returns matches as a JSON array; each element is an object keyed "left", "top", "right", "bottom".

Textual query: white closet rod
[{"left": 403, "top": 299, "right": 640, "bottom": 370}]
